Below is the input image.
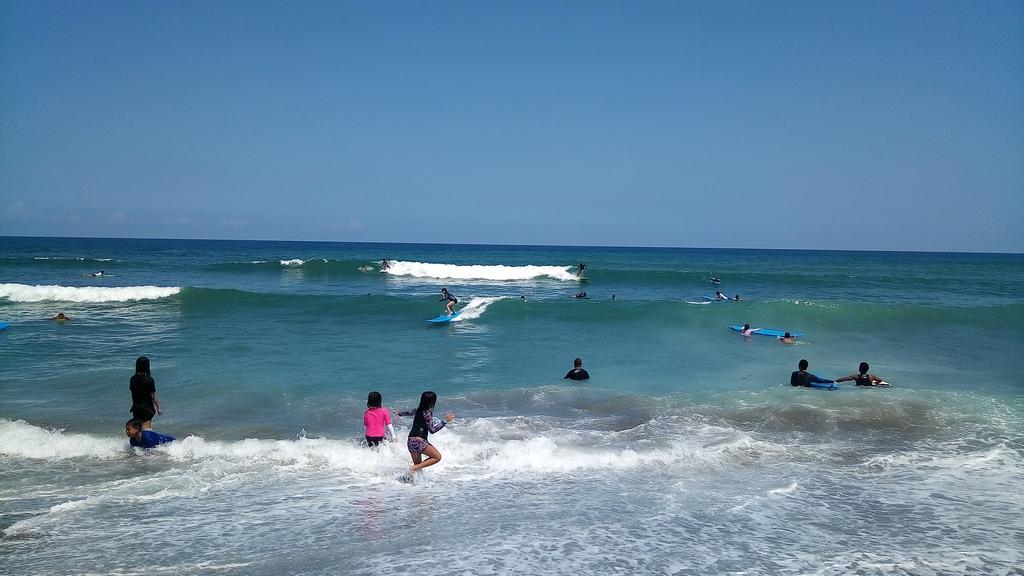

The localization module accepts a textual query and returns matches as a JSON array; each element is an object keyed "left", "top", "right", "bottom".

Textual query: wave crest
[
  {"left": 0, "top": 283, "right": 180, "bottom": 303},
  {"left": 383, "top": 260, "right": 577, "bottom": 281}
]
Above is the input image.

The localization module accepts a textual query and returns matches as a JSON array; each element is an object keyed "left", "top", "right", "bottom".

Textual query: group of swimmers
[
  {"left": 791, "top": 359, "right": 889, "bottom": 388},
  {"left": 122, "top": 354, "right": 459, "bottom": 474}
]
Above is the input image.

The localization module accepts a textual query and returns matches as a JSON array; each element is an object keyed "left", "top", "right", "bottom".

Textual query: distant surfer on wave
[
  {"left": 380, "top": 259, "right": 390, "bottom": 271},
  {"left": 577, "top": 261, "right": 586, "bottom": 278},
  {"left": 439, "top": 288, "right": 458, "bottom": 316},
  {"left": 835, "top": 362, "right": 889, "bottom": 387}
]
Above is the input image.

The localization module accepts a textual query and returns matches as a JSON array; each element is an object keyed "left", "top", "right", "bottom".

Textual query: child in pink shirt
[{"left": 363, "top": 391, "right": 395, "bottom": 447}]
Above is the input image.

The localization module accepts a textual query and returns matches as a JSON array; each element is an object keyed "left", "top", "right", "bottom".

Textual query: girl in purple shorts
[{"left": 398, "top": 391, "right": 454, "bottom": 472}]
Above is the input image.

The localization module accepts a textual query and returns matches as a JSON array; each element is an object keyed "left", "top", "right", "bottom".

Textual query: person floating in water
[
  {"left": 398, "top": 391, "right": 455, "bottom": 472},
  {"left": 129, "top": 356, "right": 162, "bottom": 429},
  {"left": 363, "top": 391, "right": 396, "bottom": 447},
  {"left": 564, "top": 357, "right": 590, "bottom": 381},
  {"left": 710, "top": 275, "right": 720, "bottom": 284},
  {"left": 125, "top": 419, "right": 174, "bottom": 449},
  {"left": 732, "top": 294, "right": 742, "bottom": 301},
  {"left": 715, "top": 290, "right": 728, "bottom": 301},
  {"left": 577, "top": 261, "right": 587, "bottom": 277},
  {"left": 740, "top": 323, "right": 760, "bottom": 336},
  {"left": 51, "top": 312, "right": 72, "bottom": 321},
  {"left": 835, "top": 362, "right": 888, "bottom": 387},
  {"left": 778, "top": 332, "right": 796, "bottom": 344},
  {"left": 439, "top": 288, "right": 458, "bottom": 315},
  {"left": 94, "top": 271, "right": 106, "bottom": 277},
  {"left": 573, "top": 292, "right": 588, "bottom": 299},
  {"left": 790, "top": 359, "right": 835, "bottom": 387}
]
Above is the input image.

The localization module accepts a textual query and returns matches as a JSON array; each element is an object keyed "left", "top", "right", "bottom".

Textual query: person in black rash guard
[
  {"left": 835, "top": 362, "right": 887, "bottom": 386},
  {"left": 129, "top": 356, "right": 161, "bottom": 429},
  {"left": 790, "top": 358, "right": 835, "bottom": 387},
  {"left": 397, "top": 391, "right": 455, "bottom": 472},
  {"left": 439, "top": 288, "right": 458, "bottom": 315},
  {"left": 577, "top": 261, "right": 587, "bottom": 277},
  {"left": 564, "top": 357, "right": 590, "bottom": 381}
]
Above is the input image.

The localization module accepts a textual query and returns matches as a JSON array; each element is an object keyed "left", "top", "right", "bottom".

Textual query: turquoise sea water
[{"left": 1, "top": 237, "right": 1022, "bottom": 575}]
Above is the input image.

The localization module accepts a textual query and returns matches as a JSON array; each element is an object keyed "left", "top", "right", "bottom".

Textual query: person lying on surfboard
[
  {"left": 439, "top": 288, "right": 458, "bottom": 315},
  {"left": 834, "top": 362, "right": 889, "bottom": 387},
  {"left": 790, "top": 359, "right": 835, "bottom": 387}
]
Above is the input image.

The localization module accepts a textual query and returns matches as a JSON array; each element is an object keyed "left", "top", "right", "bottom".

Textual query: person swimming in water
[
  {"left": 835, "top": 362, "right": 888, "bottom": 386},
  {"left": 778, "top": 332, "right": 796, "bottom": 344},
  {"left": 790, "top": 359, "right": 835, "bottom": 387},
  {"left": 573, "top": 292, "right": 588, "bottom": 299},
  {"left": 125, "top": 419, "right": 174, "bottom": 449},
  {"left": 715, "top": 291, "right": 728, "bottom": 301},
  {"left": 563, "top": 357, "right": 590, "bottom": 381},
  {"left": 51, "top": 312, "right": 72, "bottom": 321},
  {"left": 733, "top": 294, "right": 742, "bottom": 301},
  {"left": 439, "top": 288, "right": 458, "bottom": 315},
  {"left": 398, "top": 391, "right": 455, "bottom": 472},
  {"left": 740, "top": 323, "right": 760, "bottom": 336},
  {"left": 710, "top": 275, "right": 721, "bottom": 284}
]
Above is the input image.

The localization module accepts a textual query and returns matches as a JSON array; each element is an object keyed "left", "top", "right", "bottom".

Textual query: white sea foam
[
  {"left": 0, "top": 419, "right": 126, "bottom": 459},
  {"left": 451, "top": 296, "right": 507, "bottom": 321},
  {"left": 279, "top": 259, "right": 305, "bottom": 266},
  {"left": 0, "top": 283, "right": 180, "bottom": 303},
  {"left": 383, "top": 260, "right": 577, "bottom": 281}
]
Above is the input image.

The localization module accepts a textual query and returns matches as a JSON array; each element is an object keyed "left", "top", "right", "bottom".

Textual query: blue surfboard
[
  {"left": 729, "top": 324, "right": 804, "bottom": 338},
  {"left": 807, "top": 381, "right": 840, "bottom": 390},
  {"left": 0, "top": 321, "right": 9, "bottom": 331},
  {"left": 427, "top": 311, "right": 462, "bottom": 324}
]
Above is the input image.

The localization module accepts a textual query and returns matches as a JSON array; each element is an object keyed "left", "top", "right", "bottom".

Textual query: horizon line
[{"left": 1, "top": 234, "right": 1021, "bottom": 256}]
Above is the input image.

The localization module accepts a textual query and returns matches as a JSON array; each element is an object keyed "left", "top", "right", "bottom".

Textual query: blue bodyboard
[
  {"left": 427, "top": 311, "right": 462, "bottom": 324},
  {"left": 0, "top": 321, "right": 9, "bottom": 330},
  {"left": 729, "top": 324, "right": 804, "bottom": 338},
  {"left": 807, "top": 381, "right": 840, "bottom": 390}
]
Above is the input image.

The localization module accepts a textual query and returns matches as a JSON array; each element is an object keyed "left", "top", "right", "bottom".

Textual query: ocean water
[{"left": 1, "top": 236, "right": 1022, "bottom": 575}]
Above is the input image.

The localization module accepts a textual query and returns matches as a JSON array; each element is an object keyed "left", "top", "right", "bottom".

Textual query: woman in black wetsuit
[{"left": 398, "top": 391, "right": 455, "bottom": 472}]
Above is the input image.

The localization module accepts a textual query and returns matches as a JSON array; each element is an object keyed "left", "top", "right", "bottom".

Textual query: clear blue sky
[{"left": 1, "top": 1, "right": 1021, "bottom": 252}]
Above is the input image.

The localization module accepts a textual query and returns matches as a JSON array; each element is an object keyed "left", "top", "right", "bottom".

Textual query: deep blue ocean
[{"left": 2, "top": 236, "right": 1022, "bottom": 575}]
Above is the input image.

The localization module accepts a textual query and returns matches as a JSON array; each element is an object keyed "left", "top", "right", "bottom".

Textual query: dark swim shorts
[
  {"left": 407, "top": 437, "right": 430, "bottom": 454},
  {"left": 365, "top": 436, "right": 385, "bottom": 447},
  {"left": 131, "top": 404, "right": 155, "bottom": 422}
]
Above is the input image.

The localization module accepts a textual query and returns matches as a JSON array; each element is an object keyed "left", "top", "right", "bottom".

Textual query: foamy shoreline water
[{"left": 2, "top": 237, "right": 1022, "bottom": 575}]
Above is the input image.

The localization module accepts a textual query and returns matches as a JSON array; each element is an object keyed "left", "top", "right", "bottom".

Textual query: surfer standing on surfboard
[
  {"left": 439, "top": 288, "right": 458, "bottom": 316},
  {"left": 577, "top": 261, "right": 586, "bottom": 277}
]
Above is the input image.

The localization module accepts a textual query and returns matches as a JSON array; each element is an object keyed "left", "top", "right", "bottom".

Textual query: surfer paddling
[{"left": 835, "top": 362, "right": 889, "bottom": 387}]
